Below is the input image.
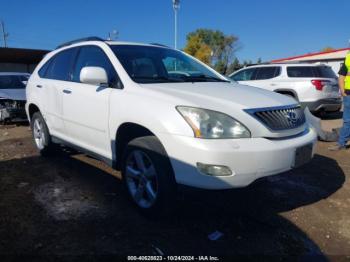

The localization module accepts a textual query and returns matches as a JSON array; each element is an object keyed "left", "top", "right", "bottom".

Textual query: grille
[{"left": 245, "top": 105, "right": 305, "bottom": 131}]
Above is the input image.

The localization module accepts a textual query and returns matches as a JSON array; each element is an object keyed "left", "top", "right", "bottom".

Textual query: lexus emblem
[{"left": 286, "top": 111, "right": 298, "bottom": 125}]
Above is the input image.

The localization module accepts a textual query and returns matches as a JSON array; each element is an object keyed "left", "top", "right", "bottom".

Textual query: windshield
[
  {"left": 110, "top": 45, "right": 228, "bottom": 84},
  {"left": 0, "top": 75, "right": 28, "bottom": 89}
]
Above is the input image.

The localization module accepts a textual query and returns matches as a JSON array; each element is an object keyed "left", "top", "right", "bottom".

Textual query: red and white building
[{"left": 271, "top": 48, "right": 350, "bottom": 74}]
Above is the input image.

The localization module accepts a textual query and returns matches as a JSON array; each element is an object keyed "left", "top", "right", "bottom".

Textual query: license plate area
[{"left": 293, "top": 143, "right": 313, "bottom": 168}]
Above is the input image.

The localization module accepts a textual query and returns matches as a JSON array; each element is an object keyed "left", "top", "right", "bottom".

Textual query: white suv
[
  {"left": 26, "top": 37, "right": 317, "bottom": 213},
  {"left": 229, "top": 63, "right": 341, "bottom": 114}
]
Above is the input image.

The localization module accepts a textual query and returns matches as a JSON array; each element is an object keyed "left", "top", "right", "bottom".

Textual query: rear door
[
  {"left": 37, "top": 48, "right": 78, "bottom": 135},
  {"left": 250, "top": 66, "right": 282, "bottom": 91},
  {"left": 62, "top": 45, "right": 119, "bottom": 158}
]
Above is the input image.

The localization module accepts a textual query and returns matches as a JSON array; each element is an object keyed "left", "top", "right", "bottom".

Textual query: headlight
[{"left": 176, "top": 106, "right": 251, "bottom": 139}]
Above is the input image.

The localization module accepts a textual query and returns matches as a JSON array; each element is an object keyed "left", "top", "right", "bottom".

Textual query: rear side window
[
  {"left": 45, "top": 48, "right": 77, "bottom": 81},
  {"left": 287, "top": 66, "right": 336, "bottom": 78},
  {"left": 255, "top": 67, "right": 281, "bottom": 80},
  {"left": 287, "top": 67, "right": 314, "bottom": 77},
  {"left": 230, "top": 68, "right": 257, "bottom": 81},
  {"left": 72, "top": 46, "right": 121, "bottom": 87},
  {"left": 314, "top": 66, "right": 337, "bottom": 79}
]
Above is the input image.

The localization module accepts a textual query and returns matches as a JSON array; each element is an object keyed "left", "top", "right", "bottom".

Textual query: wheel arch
[
  {"left": 274, "top": 89, "right": 299, "bottom": 101},
  {"left": 28, "top": 103, "right": 41, "bottom": 121},
  {"left": 114, "top": 122, "right": 159, "bottom": 170}
]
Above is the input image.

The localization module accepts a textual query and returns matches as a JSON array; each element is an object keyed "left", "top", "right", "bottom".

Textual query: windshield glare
[{"left": 110, "top": 45, "right": 227, "bottom": 84}]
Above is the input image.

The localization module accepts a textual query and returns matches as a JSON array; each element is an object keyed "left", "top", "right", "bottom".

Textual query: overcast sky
[{"left": 1, "top": 0, "right": 348, "bottom": 62}]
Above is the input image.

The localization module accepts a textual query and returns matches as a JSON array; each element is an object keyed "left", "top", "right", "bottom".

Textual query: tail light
[{"left": 311, "top": 80, "right": 330, "bottom": 91}]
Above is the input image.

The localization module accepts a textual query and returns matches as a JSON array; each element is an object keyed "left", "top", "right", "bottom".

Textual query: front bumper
[
  {"left": 158, "top": 127, "right": 317, "bottom": 190},
  {"left": 302, "top": 98, "right": 342, "bottom": 112}
]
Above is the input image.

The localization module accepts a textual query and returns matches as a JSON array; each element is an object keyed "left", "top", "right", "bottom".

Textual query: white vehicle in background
[
  {"left": 229, "top": 63, "right": 341, "bottom": 115},
  {"left": 25, "top": 37, "right": 317, "bottom": 214},
  {"left": 0, "top": 72, "right": 29, "bottom": 123}
]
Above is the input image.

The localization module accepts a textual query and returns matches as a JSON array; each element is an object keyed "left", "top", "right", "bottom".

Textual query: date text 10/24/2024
[{"left": 127, "top": 256, "right": 220, "bottom": 261}]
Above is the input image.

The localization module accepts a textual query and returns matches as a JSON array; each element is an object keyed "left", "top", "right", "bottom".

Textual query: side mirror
[{"left": 80, "top": 66, "right": 108, "bottom": 86}]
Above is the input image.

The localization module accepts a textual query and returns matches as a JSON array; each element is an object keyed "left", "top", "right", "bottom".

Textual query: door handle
[
  {"left": 63, "top": 89, "right": 72, "bottom": 94},
  {"left": 36, "top": 85, "right": 43, "bottom": 88}
]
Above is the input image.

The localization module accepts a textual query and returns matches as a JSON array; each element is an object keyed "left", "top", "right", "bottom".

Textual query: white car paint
[
  {"left": 26, "top": 41, "right": 317, "bottom": 190},
  {"left": 229, "top": 63, "right": 341, "bottom": 113}
]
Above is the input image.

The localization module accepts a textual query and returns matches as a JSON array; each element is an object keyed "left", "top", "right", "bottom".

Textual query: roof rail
[
  {"left": 149, "top": 43, "right": 170, "bottom": 48},
  {"left": 56, "top": 37, "right": 105, "bottom": 49}
]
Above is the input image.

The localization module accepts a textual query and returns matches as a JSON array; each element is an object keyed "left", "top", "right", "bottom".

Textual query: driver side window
[{"left": 72, "top": 46, "right": 122, "bottom": 88}]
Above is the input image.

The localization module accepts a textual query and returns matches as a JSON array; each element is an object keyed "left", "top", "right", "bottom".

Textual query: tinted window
[
  {"left": 314, "top": 66, "right": 337, "bottom": 79},
  {"left": 111, "top": 45, "right": 225, "bottom": 84},
  {"left": 45, "top": 48, "right": 77, "bottom": 81},
  {"left": 0, "top": 75, "right": 28, "bottom": 89},
  {"left": 255, "top": 67, "right": 280, "bottom": 80},
  {"left": 287, "top": 66, "right": 337, "bottom": 78},
  {"left": 73, "top": 46, "right": 120, "bottom": 87},
  {"left": 287, "top": 66, "right": 314, "bottom": 78},
  {"left": 132, "top": 57, "right": 158, "bottom": 78},
  {"left": 38, "top": 59, "right": 52, "bottom": 78},
  {"left": 230, "top": 68, "right": 257, "bottom": 81}
]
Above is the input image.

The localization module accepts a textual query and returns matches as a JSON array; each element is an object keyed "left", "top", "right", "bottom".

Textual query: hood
[
  {"left": 0, "top": 89, "right": 26, "bottom": 101},
  {"left": 140, "top": 82, "right": 296, "bottom": 110},
  {"left": 139, "top": 82, "right": 303, "bottom": 138}
]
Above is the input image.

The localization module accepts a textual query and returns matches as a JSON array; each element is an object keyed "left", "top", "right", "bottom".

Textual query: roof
[
  {"left": 271, "top": 47, "right": 350, "bottom": 63},
  {"left": 0, "top": 47, "right": 50, "bottom": 64}
]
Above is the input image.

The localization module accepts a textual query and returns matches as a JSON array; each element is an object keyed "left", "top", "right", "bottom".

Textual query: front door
[{"left": 62, "top": 45, "right": 119, "bottom": 159}]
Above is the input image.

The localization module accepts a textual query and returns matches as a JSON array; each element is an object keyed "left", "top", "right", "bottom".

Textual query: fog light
[{"left": 196, "top": 163, "right": 232, "bottom": 176}]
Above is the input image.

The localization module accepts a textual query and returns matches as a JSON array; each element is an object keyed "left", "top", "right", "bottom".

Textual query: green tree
[
  {"left": 183, "top": 28, "right": 240, "bottom": 74},
  {"left": 183, "top": 34, "right": 212, "bottom": 65},
  {"left": 226, "top": 57, "right": 241, "bottom": 75}
]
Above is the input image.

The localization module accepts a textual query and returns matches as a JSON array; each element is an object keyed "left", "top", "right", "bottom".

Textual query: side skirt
[{"left": 51, "top": 136, "right": 116, "bottom": 168}]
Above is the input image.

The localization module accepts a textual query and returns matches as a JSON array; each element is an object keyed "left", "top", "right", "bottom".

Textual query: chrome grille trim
[{"left": 244, "top": 104, "right": 305, "bottom": 131}]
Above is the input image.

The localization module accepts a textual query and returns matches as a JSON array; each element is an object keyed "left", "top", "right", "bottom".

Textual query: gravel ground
[{"left": 0, "top": 120, "right": 349, "bottom": 261}]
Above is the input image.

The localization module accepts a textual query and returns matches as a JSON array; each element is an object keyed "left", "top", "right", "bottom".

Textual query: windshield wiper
[
  {"left": 184, "top": 74, "right": 230, "bottom": 83},
  {"left": 133, "top": 76, "right": 185, "bottom": 83}
]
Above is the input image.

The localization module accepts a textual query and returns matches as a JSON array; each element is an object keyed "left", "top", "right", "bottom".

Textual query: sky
[{"left": 0, "top": 0, "right": 349, "bottom": 62}]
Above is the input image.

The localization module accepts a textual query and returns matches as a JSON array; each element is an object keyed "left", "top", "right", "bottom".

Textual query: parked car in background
[
  {"left": 26, "top": 37, "right": 317, "bottom": 214},
  {"left": 0, "top": 72, "right": 29, "bottom": 123},
  {"left": 229, "top": 63, "right": 341, "bottom": 115}
]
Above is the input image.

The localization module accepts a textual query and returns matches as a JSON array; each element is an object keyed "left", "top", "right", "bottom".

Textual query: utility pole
[
  {"left": 172, "top": 0, "right": 180, "bottom": 49},
  {"left": 0, "top": 21, "right": 9, "bottom": 48}
]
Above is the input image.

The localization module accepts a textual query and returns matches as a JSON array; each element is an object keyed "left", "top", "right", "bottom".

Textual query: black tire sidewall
[{"left": 121, "top": 136, "right": 177, "bottom": 215}]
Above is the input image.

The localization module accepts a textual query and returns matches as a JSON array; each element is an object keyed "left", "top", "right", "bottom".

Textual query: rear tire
[
  {"left": 31, "top": 112, "right": 55, "bottom": 156},
  {"left": 121, "top": 136, "right": 177, "bottom": 216}
]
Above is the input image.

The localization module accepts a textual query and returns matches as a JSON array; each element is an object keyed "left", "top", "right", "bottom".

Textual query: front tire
[
  {"left": 31, "top": 112, "right": 55, "bottom": 156},
  {"left": 121, "top": 136, "right": 177, "bottom": 216}
]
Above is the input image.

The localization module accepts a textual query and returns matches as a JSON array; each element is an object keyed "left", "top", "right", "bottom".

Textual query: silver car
[{"left": 0, "top": 72, "right": 29, "bottom": 123}]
